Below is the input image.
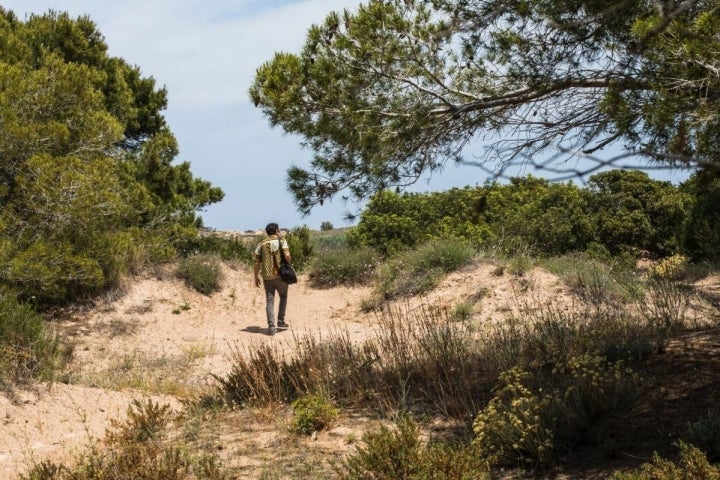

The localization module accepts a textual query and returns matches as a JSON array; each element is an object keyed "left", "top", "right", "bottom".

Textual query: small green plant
[
  {"left": 172, "top": 299, "right": 191, "bottom": 314},
  {"left": 320, "top": 221, "right": 334, "bottom": 231},
  {"left": 177, "top": 253, "right": 223, "bottom": 295},
  {"left": 291, "top": 392, "right": 340, "bottom": 435},
  {"left": 685, "top": 411, "right": 720, "bottom": 463},
  {"left": 451, "top": 302, "right": 473, "bottom": 321},
  {"left": 507, "top": 254, "right": 533, "bottom": 276}
]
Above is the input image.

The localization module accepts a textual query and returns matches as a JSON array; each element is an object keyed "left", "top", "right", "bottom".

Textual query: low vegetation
[{"left": 3, "top": 5, "right": 720, "bottom": 480}]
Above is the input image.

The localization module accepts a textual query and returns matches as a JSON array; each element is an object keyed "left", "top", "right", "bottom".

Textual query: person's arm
[{"left": 253, "top": 253, "right": 262, "bottom": 287}]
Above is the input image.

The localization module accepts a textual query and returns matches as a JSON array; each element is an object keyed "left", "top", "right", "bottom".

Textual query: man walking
[{"left": 253, "top": 222, "right": 292, "bottom": 335}]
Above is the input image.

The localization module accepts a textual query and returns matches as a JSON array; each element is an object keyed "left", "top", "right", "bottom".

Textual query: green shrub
[
  {"left": 320, "top": 221, "right": 334, "bottom": 231},
  {"left": 176, "top": 254, "right": 223, "bottom": 295},
  {"left": 285, "top": 225, "right": 314, "bottom": 270},
  {"left": 507, "top": 253, "right": 534, "bottom": 277},
  {"left": 451, "top": 302, "right": 474, "bottom": 321},
  {"left": 308, "top": 246, "right": 379, "bottom": 287},
  {"left": 337, "top": 414, "right": 489, "bottom": 480},
  {"left": 685, "top": 411, "right": 720, "bottom": 463},
  {"left": 374, "top": 238, "right": 475, "bottom": 303},
  {"left": 473, "top": 355, "right": 638, "bottom": 469},
  {"left": 473, "top": 368, "right": 557, "bottom": 468},
  {"left": 610, "top": 441, "right": 720, "bottom": 479},
  {"left": 291, "top": 392, "right": 340, "bottom": 435},
  {"left": 0, "top": 295, "right": 64, "bottom": 386}
]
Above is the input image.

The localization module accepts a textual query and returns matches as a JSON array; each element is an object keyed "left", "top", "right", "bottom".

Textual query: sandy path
[{"left": 1, "top": 260, "right": 568, "bottom": 479}]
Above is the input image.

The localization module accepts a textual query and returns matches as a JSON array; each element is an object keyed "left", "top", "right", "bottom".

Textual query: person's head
[{"left": 265, "top": 222, "right": 279, "bottom": 235}]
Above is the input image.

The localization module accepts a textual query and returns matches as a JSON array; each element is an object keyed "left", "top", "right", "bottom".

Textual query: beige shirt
[{"left": 253, "top": 235, "right": 289, "bottom": 280}]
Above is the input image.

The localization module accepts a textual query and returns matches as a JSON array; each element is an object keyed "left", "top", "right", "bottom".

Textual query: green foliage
[
  {"left": 338, "top": 414, "right": 489, "bottom": 480},
  {"left": 681, "top": 168, "right": 720, "bottom": 262},
  {"left": 179, "top": 233, "right": 252, "bottom": 262},
  {"left": 473, "top": 356, "right": 638, "bottom": 469},
  {"left": 290, "top": 392, "right": 340, "bottom": 435},
  {"left": 0, "top": 294, "right": 64, "bottom": 385},
  {"left": 176, "top": 254, "right": 223, "bottom": 295},
  {"left": 251, "top": 0, "right": 717, "bottom": 213},
  {"left": 308, "top": 246, "right": 379, "bottom": 287},
  {"left": 0, "top": 9, "right": 223, "bottom": 307},
  {"left": 320, "top": 221, "right": 334, "bottom": 231},
  {"left": 587, "top": 170, "right": 690, "bottom": 256},
  {"left": 685, "top": 411, "right": 720, "bottom": 463},
  {"left": 284, "top": 225, "right": 314, "bottom": 270},
  {"left": 372, "top": 238, "right": 475, "bottom": 304},
  {"left": 347, "top": 189, "right": 491, "bottom": 256},
  {"left": 610, "top": 442, "right": 720, "bottom": 480},
  {"left": 349, "top": 173, "right": 690, "bottom": 262}
]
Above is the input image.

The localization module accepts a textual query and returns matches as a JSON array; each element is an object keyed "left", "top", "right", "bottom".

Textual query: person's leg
[
  {"left": 263, "top": 280, "right": 276, "bottom": 332},
  {"left": 277, "top": 279, "right": 289, "bottom": 327}
]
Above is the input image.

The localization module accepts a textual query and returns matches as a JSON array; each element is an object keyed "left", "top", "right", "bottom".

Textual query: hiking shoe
[
  {"left": 268, "top": 326, "right": 277, "bottom": 335},
  {"left": 277, "top": 321, "right": 289, "bottom": 329}
]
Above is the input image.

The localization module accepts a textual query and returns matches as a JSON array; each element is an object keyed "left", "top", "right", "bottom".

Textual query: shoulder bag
[{"left": 273, "top": 237, "right": 297, "bottom": 284}]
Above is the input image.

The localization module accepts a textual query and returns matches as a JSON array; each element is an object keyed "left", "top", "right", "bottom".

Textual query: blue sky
[{"left": 3, "top": 1, "right": 691, "bottom": 231}]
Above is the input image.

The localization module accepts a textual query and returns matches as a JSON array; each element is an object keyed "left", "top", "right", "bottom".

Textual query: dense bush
[
  {"left": 349, "top": 171, "right": 692, "bottom": 260},
  {"left": 473, "top": 356, "right": 638, "bottom": 469},
  {"left": 179, "top": 233, "right": 252, "bottom": 262},
  {"left": 284, "top": 225, "right": 314, "bottom": 270},
  {"left": 681, "top": 167, "right": 720, "bottom": 262},
  {"left": 347, "top": 189, "right": 491, "bottom": 256},
  {"left": 586, "top": 170, "right": 690, "bottom": 256}
]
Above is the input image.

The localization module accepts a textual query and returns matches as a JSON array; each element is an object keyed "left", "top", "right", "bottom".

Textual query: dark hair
[{"left": 265, "top": 222, "right": 279, "bottom": 235}]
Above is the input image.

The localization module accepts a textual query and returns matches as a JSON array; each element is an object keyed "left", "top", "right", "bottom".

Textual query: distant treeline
[{"left": 348, "top": 169, "right": 720, "bottom": 261}]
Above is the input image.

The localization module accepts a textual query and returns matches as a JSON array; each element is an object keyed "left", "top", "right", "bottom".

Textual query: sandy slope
[{"left": 1, "top": 259, "right": 571, "bottom": 479}]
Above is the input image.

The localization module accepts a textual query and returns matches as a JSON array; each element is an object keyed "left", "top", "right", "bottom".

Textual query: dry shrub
[{"left": 21, "top": 399, "right": 229, "bottom": 480}]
